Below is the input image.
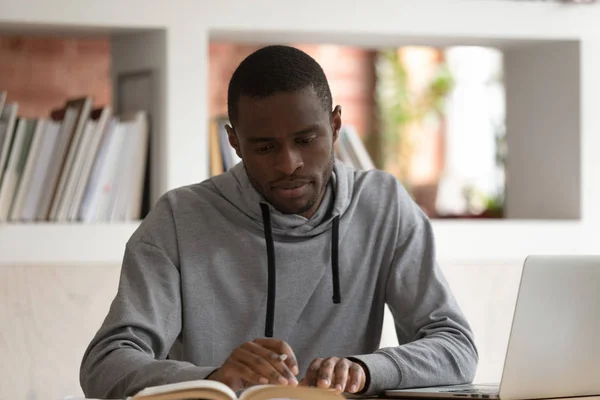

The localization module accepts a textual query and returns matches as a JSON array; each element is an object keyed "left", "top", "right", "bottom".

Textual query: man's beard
[{"left": 246, "top": 151, "right": 335, "bottom": 216}]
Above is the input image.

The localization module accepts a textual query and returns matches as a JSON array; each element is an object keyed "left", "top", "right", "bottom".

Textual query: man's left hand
[{"left": 299, "top": 357, "right": 366, "bottom": 394}]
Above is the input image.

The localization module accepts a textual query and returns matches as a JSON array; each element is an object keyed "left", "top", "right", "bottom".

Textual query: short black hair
[{"left": 227, "top": 45, "right": 333, "bottom": 127}]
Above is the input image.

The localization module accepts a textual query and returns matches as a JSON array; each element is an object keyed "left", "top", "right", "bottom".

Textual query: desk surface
[
  {"left": 350, "top": 397, "right": 600, "bottom": 400},
  {"left": 346, "top": 395, "right": 600, "bottom": 400}
]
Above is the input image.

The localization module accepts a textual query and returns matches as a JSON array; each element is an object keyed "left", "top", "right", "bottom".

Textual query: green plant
[
  {"left": 461, "top": 185, "right": 504, "bottom": 217},
  {"left": 374, "top": 48, "right": 454, "bottom": 187}
]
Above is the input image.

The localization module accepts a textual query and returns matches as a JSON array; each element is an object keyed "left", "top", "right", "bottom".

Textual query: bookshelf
[
  {"left": 0, "top": 27, "right": 170, "bottom": 265},
  {"left": 1, "top": 0, "right": 600, "bottom": 266},
  {"left": 4, "top": 3, "right": 600, "bottom": 400}
]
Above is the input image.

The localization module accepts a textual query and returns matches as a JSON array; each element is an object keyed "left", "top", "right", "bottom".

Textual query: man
[{"left": 80, "top": 45, "right": 478, "bottom": 399}]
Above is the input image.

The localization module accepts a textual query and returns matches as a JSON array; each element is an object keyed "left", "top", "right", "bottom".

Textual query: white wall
[
  {"left": 504, "top": 41, "right": 581, "bottom": 219},
  {"left": 3, "top": 0, "right": 600, "bottom": 398},
  {"left": 0, "top": 261, "right": 523, "bottom": 399},
  {"left": 0, "top": 265, "right": 121, "bottom": 400},
  {"left": 380, "top": 261, "right": 524, "bottom": 385}
]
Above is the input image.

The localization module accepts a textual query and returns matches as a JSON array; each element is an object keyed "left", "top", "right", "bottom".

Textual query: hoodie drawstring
[
  {"left": 331, "top": 215, "right": 341, "bottom": 304},
  {"left": 260, "top": 203, "right": 276, "bottom": 338},
  {"left": 259, "top": 203, "right": 341, "bottom": 337}
]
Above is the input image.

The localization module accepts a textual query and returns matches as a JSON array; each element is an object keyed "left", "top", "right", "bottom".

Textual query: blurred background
[
  {"left": 208, "top": 42, "right": 506, "bottom": 219},
  {"left": 0, "top": 38, "right": 506, "bottom": 221},
  {"left": 0, "top": 0, "right": 598, "bottom": 399}
]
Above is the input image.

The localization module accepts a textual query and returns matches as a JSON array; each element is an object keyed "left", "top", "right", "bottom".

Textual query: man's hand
[
  {"left": 299, "top": 357, "right": 366, "bottom": 394},
  {"left": 207, "top": 338, "right": 299, "bottom": 392}
]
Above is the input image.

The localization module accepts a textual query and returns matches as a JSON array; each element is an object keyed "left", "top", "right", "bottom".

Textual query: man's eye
[
  {"left": 256, "top": 144, "right": 274, "bottom": 153},
  {"left": 297, "top": 136, "right": 316, "bottom": 145}
]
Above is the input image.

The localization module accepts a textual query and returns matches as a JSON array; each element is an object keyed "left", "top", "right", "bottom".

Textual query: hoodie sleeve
[
  {"left": 350, "top": 205, "right": 478, "bottom": 395},
  {"left": 79, "top": 196, "right": 217, "bottom": 399}
]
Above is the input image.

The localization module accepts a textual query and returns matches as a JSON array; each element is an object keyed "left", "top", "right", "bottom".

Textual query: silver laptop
[{"left": 385, "top": 255, "right": 600, "bottom": 400}]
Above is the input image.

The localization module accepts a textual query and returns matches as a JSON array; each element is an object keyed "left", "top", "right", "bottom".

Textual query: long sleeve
[
  {"left": 351, "top": 210, "right": 478, "bottom": 395},
  {"left": 79, "top": 198, "right": 217, "bottom": 399}
]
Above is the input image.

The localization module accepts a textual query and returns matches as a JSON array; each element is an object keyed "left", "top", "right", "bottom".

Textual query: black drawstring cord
[
  {"left": 332, "top": 216, "right": 341, "bottom": 304},
  {"left": 260, "top": 203, "right": 276, "bottom": 338},
  {"left": 259, "top": 203, "right": 341, "bottom": 337}
]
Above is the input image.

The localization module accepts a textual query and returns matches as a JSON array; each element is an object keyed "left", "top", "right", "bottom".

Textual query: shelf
[
  {"left": 0, "top": 219, "right": 590, "bottom": 266},
  {"left": 432, "top": 219, "right": 586, "bottom": 264},
  {"left": 1, "top": 0, "right": 599, "bottom": 266},
  {"left": 0, "top": 222, "right": 140, "bottom": 266}
]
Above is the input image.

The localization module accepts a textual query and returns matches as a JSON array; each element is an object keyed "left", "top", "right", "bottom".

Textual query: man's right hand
[{"left": 207, "top": 338, "right": 300, "bottom": 392}]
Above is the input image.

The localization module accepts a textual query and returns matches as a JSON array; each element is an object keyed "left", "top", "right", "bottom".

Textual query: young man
[{"left": 80, "top": 45, "right": 478, "bottom": 399}]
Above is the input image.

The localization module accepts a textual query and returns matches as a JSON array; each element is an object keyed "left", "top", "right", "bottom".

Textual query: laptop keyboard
[
  {"left": 444, "top": 389, "right": 497, "bottom": 393},
  {"left": 441, "top": 388, "right": 499, "bottom": 397}
]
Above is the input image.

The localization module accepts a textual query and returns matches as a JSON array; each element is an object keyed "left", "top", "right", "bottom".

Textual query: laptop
[{"left": 385, "top": 255, "right": 600, "bottom": 400}]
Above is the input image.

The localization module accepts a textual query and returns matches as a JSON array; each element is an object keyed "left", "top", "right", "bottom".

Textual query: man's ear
[
  {"left": 225, "top": 124, "right": 242, "bottom": 159},
  {"left": 331, "top": 105, "right": 342, "bottom": 143}
]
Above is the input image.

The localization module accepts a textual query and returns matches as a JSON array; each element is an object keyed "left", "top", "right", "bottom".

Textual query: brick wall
[
  {"left": 0, "top": 36, "right": 111, "bottom": 118},
  {"left": 1, "top": 37, "right": 372, "bottom": 133},
  {"left": 0, "top": 37, "right": 442, "bottom": 215},
  {"left": 208, "top": 42, "right": 376, "bottom": 139}
]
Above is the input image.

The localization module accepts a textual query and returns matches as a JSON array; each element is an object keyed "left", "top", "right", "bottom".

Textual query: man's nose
[{"left": 275, "top": 147, "right": 303, "bottom": 175}]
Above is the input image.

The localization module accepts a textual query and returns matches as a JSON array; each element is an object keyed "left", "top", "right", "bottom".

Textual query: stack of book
[
  {"left": 208, "top": 116, "right": 242, "bottom": 176},
  {"left": 208, "top": 116, "right": 374, "bottom": 176},
  {"left": 0, "top": 91, "right": 149, "bottom": 223}
]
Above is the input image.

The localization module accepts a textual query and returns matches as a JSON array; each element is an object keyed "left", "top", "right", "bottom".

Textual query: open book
[{"left": 128, "top": 380, "right": 346, "bottom": 400}]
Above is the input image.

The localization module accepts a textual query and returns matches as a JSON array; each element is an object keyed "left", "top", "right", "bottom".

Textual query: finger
[
  {"left": 227, "top": 359, "right": 270, "bottom": 386},
  {"left": 245, "top": 341, "right": 296, "bottom": 383},
  {"left": 347, "top": 362, "right": 365, "bottom": 393},
  {"left": 241, "top": 341, "right": 298, "bottom": 385},
  {"left": 304, "top": 358, "right": 325, "bottom": 387},
  {"left": 254, "top": 338, "right": 300, "bottom": 375},
  {"left": 232, "top": 346, "right": 288, "bottom": 385},
  {"left": 332, "top": 359, "right": 350, "bottom": 392},
  {"left": 253, "top": 338, "right": 299, "bottom": 376},
  {"left": 317, "top": 357, "right": 339, "bottom": 389}
]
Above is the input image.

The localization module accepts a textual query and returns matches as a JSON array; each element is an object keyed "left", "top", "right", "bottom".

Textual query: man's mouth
[
  {"left": 272, "top": 181, "right": 310, "bottom": 199},
  {"left": 273, "top": 181, "right": 309, "bottom": 189}
]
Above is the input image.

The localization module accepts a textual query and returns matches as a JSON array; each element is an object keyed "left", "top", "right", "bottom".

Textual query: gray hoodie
[{"left": 80, "top": 160, "right": 478, "bottom": 399}]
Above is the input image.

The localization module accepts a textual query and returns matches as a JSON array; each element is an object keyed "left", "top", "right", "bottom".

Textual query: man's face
[{"left": 226, "top": 86, "right": 341, "bottom": 219}]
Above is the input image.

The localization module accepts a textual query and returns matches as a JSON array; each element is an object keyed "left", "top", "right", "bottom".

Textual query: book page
[
  {"left": 131, "top": 379, "right": 237, "bottom": 400},
  {"left": 240, "top": 385, "right": 343, "bottom": 400}
]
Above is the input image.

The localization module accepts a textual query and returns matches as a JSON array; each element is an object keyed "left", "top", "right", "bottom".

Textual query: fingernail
[
  {"left": 293, "top": 366, "right": 299, "bottom": 375},
  {"left": 259, "top": 377, "right": 269, "bottom": 385},
  {"left": 350, "top": 384, "right": 358, "bottom": 392},
  {"left": 320, "top": 378, "right": 329, "bottom": 386},
  {"left": 278, "top": 376, "right": 288, "bottom": 385},
  {"left": 335, "top": 384, "right": 343, "bottom": 392}
]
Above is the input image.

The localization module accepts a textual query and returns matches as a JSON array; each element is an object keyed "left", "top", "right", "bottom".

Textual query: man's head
[{"left": 226, "top": 45, "right": 342, "bottom": 219}]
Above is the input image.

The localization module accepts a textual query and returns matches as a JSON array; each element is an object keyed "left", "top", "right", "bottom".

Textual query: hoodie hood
[
  {"left": 211, "top": 159, "right": 355, "bottom": 238},
  {"left": 210, "top": 159, "right": 354, "bottom": 336}
]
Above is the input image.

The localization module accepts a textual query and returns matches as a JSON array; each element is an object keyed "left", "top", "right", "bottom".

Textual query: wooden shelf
[{"left": 0, "top": 222, "right": 140, "bottom": 265}]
